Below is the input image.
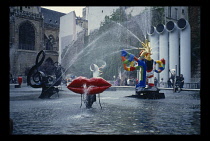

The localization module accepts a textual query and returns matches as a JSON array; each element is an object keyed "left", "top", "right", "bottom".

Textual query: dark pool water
[{"left": 10, "top": 89, "right": 200, "bottom": 135}]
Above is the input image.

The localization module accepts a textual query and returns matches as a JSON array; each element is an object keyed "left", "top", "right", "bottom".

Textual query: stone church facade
[{"left": 9, "top": 6, "right": 65, "bottom": 82}]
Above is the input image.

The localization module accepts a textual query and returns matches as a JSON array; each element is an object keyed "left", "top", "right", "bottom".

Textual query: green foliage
[
  {"left": 188, "top": 7, "right": 200, "bottom": 77},
  {"left": 99, "top": 7, "right": 128, "bottom": 33},
  {"left": 96, "top": 7, "right": 131, "bottom": 79},
  {"left": 151, "top": 7, "right": 165, "bottom": 26}
]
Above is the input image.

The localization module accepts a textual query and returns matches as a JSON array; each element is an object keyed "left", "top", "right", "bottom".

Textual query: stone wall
[{"left": 9, "top": 7, "right": 60, "bottom": 81}]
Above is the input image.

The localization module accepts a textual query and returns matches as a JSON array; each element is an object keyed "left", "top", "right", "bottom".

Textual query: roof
[{"left": 41, "top": 8, "right": 66, "bottom": 26}]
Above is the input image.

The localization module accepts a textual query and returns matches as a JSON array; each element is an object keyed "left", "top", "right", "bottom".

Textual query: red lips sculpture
[{"left": 67, "top": 76, "right": 112, "bottom": 95}]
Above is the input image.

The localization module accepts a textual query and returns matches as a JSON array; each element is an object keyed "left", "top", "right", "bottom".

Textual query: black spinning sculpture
[{"left": 27, "top": 50, "right": 63, "bottom": 99}]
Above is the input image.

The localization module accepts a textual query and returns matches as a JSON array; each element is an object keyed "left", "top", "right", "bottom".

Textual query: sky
[{"left": 41, "top": 6, "right": 85, "bottom": 17}]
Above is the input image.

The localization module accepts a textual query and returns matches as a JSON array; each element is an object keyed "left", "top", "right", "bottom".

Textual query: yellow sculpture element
[
  {"left": 155, "top": 60, "right": 163, "bottom": 68},
  {"left": 139, "top": 39, "right": 152, "bottom": 61},
  {"left": 130, "top": 61, "right": 135, "bottom": 67}
]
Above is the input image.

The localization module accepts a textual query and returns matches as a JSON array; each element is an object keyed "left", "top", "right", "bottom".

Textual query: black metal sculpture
[{"left": 27, "top": 50, "right": 63, "bottom": 99}]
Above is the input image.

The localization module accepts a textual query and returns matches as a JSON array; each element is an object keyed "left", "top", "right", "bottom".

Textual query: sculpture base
[{"left": 132, "top": 87, "right": 165, "bottom": 99}]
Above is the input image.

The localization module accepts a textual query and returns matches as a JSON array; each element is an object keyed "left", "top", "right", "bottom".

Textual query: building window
[
  {"left": 168, "top": 7, "right": 171, "bottom": 18},
  {"left": 175, "top": 8, "right": 178, "bottom": 20},
  {"left": 182, "top": 9, "right": 185, "bottom": 15},
  {"left": 19, "top": 21, "right": 35, "bottom": 50}
]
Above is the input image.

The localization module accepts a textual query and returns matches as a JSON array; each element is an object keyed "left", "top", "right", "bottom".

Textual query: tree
[{"left": 87, "top": 7, "right": 166, "bottom": 80}]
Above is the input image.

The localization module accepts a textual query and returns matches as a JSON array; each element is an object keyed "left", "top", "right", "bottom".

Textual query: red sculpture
[{"left": 67, "top": 76, "right": 112, "bottom": 95}]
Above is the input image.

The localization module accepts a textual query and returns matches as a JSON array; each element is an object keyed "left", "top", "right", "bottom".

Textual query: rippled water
[{"left": 10, "top": 89, "right": 200, "bottom": 135}]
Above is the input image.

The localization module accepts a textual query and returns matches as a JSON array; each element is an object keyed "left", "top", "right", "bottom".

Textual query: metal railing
[
  {"left": 157, "top": 82, "right": 200, "bottom": 89},
  {"left": 107, "top": 80, "right": 201, "bottom": 89}
]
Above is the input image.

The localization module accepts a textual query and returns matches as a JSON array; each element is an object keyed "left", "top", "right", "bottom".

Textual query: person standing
[
  {"left": 154, "top": 77, "right": 158, "bottom": 87},
  {"left": 179, "top": 74, "right": 184, "bottom": 88},
  {"left": 127, "top": 78, "right": 130, "bottom": 86},
  {"left": 124, "top": 78, "right": 128, "bottom": 86},
  {"left": 117, "top": 77, "right": 121, "bottom": 86},
  {"left": 159, "top": 78, "right": 164, "bottom": 87},
  {"left": 167, "top": 78, "right": 172, "bottom": 88},
  {"left": 136, "top": 78, "right": 139, "bottom": 86}
]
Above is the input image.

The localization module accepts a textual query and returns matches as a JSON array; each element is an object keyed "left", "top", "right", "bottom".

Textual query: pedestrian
[
  {"left": 197, "top": 80, "right": 200, "bottom": 89},
  {"left": 127, "top": 78, "right": 130, "bottom": 86},
  {"left": 130, "top": 77, "right": 134, "bottom": 86},
  {"left": 154, "top": 77, "right": 158, "bottom": 87},
  {"left": 124, "top": 78, "right": 127, "bottom": 86},
  {"left": 10, "top": 73, "right": 13, "bottom": 84},
  {"left": 159, "top": 78, "right": 164, "bottom": 87},
  {"left": 136, "top": 78, "right": 138, "bottom": 86},
  {"left": 169, "top": 69, "right": 176, "bottom": 87},
  {"left": 179, "top": 74, "right": 184, "bottom": 88},
  {"left": 13, "top": 77, "right": 17, "bottom": 84},
  {"left": 117, "top": 77, "right": 121, "bottom": 86},
  {"left": 167, "top": 78, "right": 172, "bottom": 88},
  {"left": 12, "top": 78, "right": 15, "bottom": 84},
  {"left": 114, "top": 80, "right": 118, "bottom": 86}
]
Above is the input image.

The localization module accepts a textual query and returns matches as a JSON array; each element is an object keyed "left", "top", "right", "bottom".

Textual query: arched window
[{"left": 19, "top": 21, "right": 35, "bottom": 50}]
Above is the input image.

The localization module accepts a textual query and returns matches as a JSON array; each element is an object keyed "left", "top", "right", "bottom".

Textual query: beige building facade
[{"left": 9, "top": 6, "right": 65, "bottom": 82}]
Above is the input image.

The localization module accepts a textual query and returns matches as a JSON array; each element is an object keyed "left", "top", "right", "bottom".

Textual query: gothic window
[{"left": 19, "top": 21, "right": 35, "bottom": 50}]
